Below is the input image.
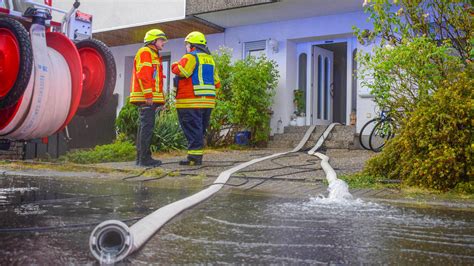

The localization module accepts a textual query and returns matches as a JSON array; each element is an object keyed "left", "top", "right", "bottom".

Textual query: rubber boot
[
  {"left": 139, "top": 158, "right": 162, "bottom": 167},
  {"left": 179, "top": 155, "right": 202, "bottom": 166}
]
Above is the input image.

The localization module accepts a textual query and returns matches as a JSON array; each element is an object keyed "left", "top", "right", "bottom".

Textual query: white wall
[
  {"left": 111, "top": 10, "right": 376, "bottom": 133},
  {"left": 221, "top": 10, "right": 372, "bottom": 134},
  {"left": 355, "top": 42, "right": 377, "bottom": 133},
  {"left": 23, "top": 0, "right": 185, "bottom": 32}
]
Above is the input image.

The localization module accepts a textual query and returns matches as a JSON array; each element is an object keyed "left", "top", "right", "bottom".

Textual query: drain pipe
[{"left": 90, "top": 126, "right": 318, "bottom": 263}]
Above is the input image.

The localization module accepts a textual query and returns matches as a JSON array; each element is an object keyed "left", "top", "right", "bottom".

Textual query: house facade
[{"left": 93, "top": 0, "right": 377, "bottom": 135}]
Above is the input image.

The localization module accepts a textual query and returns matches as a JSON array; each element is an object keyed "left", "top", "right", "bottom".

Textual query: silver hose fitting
[{"left": 89, "top": 220, "right": 133, "bottom": 264}]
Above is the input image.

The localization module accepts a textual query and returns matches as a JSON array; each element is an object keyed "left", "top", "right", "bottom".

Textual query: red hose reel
[{"left": 0, "top": 15, "right": 116, "bottom": 140}]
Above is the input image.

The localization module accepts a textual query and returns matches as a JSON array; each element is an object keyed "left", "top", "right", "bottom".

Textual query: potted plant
[
  {"left": 289, "top": 113, "right": 297, "bottom": 126},
  {"left": 293, "top": 89, "right": 306, "bottom": 126}
]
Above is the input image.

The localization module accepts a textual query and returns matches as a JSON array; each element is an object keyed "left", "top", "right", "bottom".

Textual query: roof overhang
[
  {"left": 194, "top": 0, "right": 364, "bottom": 28},
  {"left": 186, "top": 0, "right": 276, "bottom": 15},
  {"left": 92, "top": 17, "right": 224, "bottom": 47}
]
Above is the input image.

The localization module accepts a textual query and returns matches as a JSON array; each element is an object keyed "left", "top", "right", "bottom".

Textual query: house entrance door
[{"left": 312, "top": 46, "right": 334, "bottom": 125}]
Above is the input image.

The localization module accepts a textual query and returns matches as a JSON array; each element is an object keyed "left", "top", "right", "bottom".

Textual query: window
[
  {"left": 298, "top": 53, "right": 307, "bottom": 114},
  {"left": 317, "top": 55, "right": 322, "bottom": 119},
  {"left": 244, "top": 40, "right": 266, "bottom": 58},
  {"left": 123, "top": 56, "right": 134, "bottom": 103},
  {"left": 162, "top": 55, "right": 171, "bottom": 94},
  {"left": 324, "top": 57, "right": 329, "bottom": 120}
]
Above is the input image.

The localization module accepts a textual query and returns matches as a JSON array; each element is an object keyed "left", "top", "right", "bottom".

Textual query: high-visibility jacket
[
  {"left": 130, "top": 45, "right": 165, "bottom": 104},
  {"left": 172, "top": 49, "right": 221, "bottom": 108}
]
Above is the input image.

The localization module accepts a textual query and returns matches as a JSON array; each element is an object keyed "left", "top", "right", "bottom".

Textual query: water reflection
[
  {"left": 136, "top": 194, "right": 474, "bottom": 264},
  {"left": 0, "top": 176, "right": 198, "bottom": 264},
  {"left": 0, "top": 176, "right": 473, "bottom": 264}
]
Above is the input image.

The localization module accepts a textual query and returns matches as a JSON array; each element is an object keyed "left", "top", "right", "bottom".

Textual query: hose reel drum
[{"left": 0, "top": 0, "right": 116, "bottom": 141}]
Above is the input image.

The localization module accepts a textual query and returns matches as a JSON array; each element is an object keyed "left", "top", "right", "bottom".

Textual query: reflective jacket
[
  {"left": 172, "top": 49, "right": 221, "bottom": 108},
  {"left": 130, "top": 45, "right": 165, "bottom": 104}
]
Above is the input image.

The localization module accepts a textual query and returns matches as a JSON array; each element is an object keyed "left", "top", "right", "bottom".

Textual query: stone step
[
  {"left": 323, "top": 140, "right": 352, "bottom": 149},
  {"left": 283, "top": 125, "right": 355, "bottom": 134},
  {"left": 276, "top": 126, "right": 354, "bottom": 142},
  {"left": 283, "top": 126, "right": 312, "bottom": 134},
  {"left": 267, "top": 140, "right": 295, "bottom": 149},
  {"left": 267, "top": 139, "right": 323, "bottom": 150},
  {"left": 272, "top": 129, "right": 326, "bottom": 142},
  {"left": 270, "top": 125, "right": 356, "bottom": 150}
]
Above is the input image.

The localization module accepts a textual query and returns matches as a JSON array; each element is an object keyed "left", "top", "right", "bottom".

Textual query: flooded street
[{"left": 1, "top": 176, "right": 473, "bottom": 264}]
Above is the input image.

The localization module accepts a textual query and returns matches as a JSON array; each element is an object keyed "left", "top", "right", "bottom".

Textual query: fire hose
[
  {"left": 89, "top": 124, "right": 344, "bottom": 263},
  {"left": 1, "top": 2, "right": 113, "bottom": 140},
  {"left": 0, "top": 23, "right": 72, "bottom": 139}
]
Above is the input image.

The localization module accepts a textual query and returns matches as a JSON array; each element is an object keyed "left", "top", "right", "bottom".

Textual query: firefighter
[
  {"left": 130, "top": 29, "right": 167, "bottom": 167},
  {"left": 171, "top": 31, "right": 221, "bottom": 165}
]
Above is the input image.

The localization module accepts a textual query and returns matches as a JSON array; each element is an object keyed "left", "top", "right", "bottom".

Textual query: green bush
[
  {"left": 115, "top": 97, "right": 139, "bottom": 141},
  {"left": 208, "top": 48, "right": 235, "bottom": 146},
  {"left": 356, "top": 0, "right": 473, "bottom": 191},
  {"left": 454, "top": 181, "right": 474, "bottom": 195},
  {"left": 61, "top": 141, "right": 135, "bottom": 164},
  {"left": 231, "top": 55, "right": 279, "bottom": 144},
  {"left": 116, "top": 99, "right": 186, "bottom": 152},
  {"left": 208, "top": 48, "right": 279, "bottom": 146},
  {"left": 151, "top": 109, "right": 187, "bottom": 152},
  {"left": 365, "top": 69, "right": 473, "bottom": 191}
]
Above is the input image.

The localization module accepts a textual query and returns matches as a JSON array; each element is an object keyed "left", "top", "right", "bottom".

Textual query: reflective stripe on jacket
[
  {"left": 130, "top": 45, "right": 165, "bottom": 104},
  {"left": 190, "top": 51, "right": 216, "bottom": 97},
  {"left": 172, "top": 49, "right": 221, "bottom": 109}
]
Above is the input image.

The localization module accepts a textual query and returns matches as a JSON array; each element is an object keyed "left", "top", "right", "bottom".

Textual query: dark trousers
[
  {"left": 136, "top": 104, "right": 160, "bottom": 163},
  {"left": 177, "top": 108, "right": 212, "bottom": 156}
]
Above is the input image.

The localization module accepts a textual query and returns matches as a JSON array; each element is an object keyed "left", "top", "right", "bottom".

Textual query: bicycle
[{"left": 359, "top": 110, "right": 395, "bottom": 152}]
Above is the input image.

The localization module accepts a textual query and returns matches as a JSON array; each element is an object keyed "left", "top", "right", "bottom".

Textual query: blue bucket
[{"left": 235, "top": 131, "right": 251, "bottom": 145}]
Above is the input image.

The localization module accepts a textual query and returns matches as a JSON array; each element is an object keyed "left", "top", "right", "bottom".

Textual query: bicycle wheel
[
  {"left": 369, "top": 118, "right": 395, "bottom": 152},
  {"left": 359, "top": 118, "right": 378, "bottom": 150}
]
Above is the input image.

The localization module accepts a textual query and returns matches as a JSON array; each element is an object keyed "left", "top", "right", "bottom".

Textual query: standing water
[{"left": 0, "top": 176, "right": 473, "bottom": 264}]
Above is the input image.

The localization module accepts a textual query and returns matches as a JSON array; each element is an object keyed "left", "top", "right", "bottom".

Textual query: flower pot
[
  {"left": 296, "top": 116, "right": 306, "bottom": 126},
  {"left": 289, "top": 119, "right": 297, "bottom": 126}
]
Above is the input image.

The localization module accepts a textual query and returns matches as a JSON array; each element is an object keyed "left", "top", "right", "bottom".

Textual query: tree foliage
[
  {"left": 355, "top": 0, "right": 472, "bottom": 120},
  {"left": 364, "top": 69, "right": 473, "bottom": 191},
  {"left": 355, "top": 0, "right": 473, "bottom": 191},
  {"left": 357, "top": 37, "right": 463, "bottom": 122},
  {"left": 356, "top": 0, "right": 473, "bottom": 61}
]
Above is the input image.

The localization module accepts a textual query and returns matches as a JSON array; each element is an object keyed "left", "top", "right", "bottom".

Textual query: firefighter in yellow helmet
[
  {"left": 171, "top": 31, "right": 221, "bottom": 165},
  {"left": 130, "top": 29, "right": 167, "bottom": 167}
]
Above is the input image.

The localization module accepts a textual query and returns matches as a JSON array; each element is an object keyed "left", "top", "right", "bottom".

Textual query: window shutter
[{"left": 244, "top": 40, "right": 266, "bottom": 58}]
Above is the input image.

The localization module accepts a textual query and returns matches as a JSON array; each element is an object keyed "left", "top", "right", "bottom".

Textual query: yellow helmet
[
  {"left": 144, "top": 29, "right": 167, "bottom": 43},
  {"left": 185, "top": 31, "right": 206, "bottom": 45}
]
